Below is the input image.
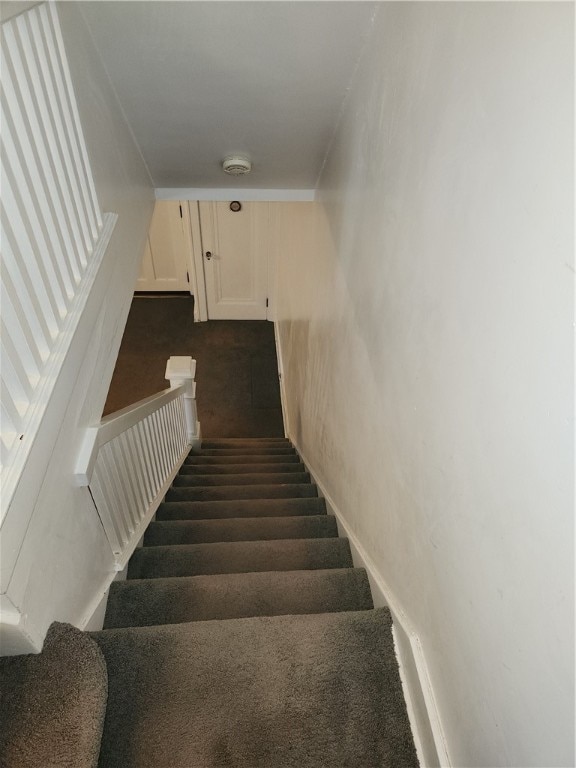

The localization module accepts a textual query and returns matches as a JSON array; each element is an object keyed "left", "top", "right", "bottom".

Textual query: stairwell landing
[{"left": 0, "top": 437, "right": 418, "bottom": 767}]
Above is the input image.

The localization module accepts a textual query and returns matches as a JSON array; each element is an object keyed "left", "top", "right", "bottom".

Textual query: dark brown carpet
[
  {"left": 93, "top": 609, "right": 417, "bottom": 768},
  {"left": 103, "top": 568, "right": 374, "bottom": 628},
  {"left": 127, "top": 537, "right": 354, "bottom": 579},
  {"left": 103, "top": 296, "right": 284, "bottom": 437},
  {"left": 0, "top": 623, "right": 107, "bottom": 768},
  {"left": 165, "top": 482, "right": 318, "bottom": 502},
  {"left": 156, "top": 496, "right": 327, "bottom": 520},
  {"left": 172, "top": 471, "right": 311, "bottom": 486},
  {"left": 143, "top": 515, "right": 338, "bottom": 545}
]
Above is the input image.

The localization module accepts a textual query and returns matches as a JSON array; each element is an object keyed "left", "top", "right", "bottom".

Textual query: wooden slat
[
  {"left": 0, "top": 169, "right": 62, "bottom": 333},
  {"left": 156, "top": 408, "right": 171, "bottom": 477},
  {"left": 6, "top": 17, "right": 86, "bottom": 275},
  {"left": 176, "top": 397, "right": 187, "bottom": 449},
  {"left": 0, "top": 402, "right": 19, "bottom": 467},
  {"left": 90, "top": 467, "right": 124, "bottom": 556},
  {"left": 0, "top": 90, "right": 82, "bottom": 289},
  {"left": 1, "top": 40, "right": 72, "bottom": 315},
  {"left": 96, "top": 450, "right": 131, "bottom": 546},
  {"left": 0, "top": 380, "right": 23, "bottom": 438},
  {"left": 0, "top": 225, "right": 53, "bottom": 356},
  {"left": 0, "top": 341, "right": 33, "bottom": 417},
  {"left": 0, "top": 3, "right": 109, "bottom": 498},
  {"left": 125, "top": 427, "right": 148, "bottom": 513},
  {"left": 135, "top": 422, "right": 154, "bottom": 504},
  {"left": 117, "top": 433, "right": 141, "bottom": 529},
  {"left": 101, "top": 442, "right": 133, "bottom": 543},
  {"left": 166, "top": 401, "right": 178, "bottom": 465},
  {"left": 142, "top": 418, "right": 161, "bottom": 496},
  {"left": 1, "top": 111, "right": 76, "bottom": 296},
  {"left": 45, "top": 3, "right": 102, "bottom": 238},
  {"left": 26, "top": 9, "right": 95, "bottom": 257},
  {"left": 0, "top": 309, "right": 41, "bottom": 390}
]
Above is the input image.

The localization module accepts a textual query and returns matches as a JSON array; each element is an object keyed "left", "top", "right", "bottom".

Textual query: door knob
[{"left": 205, "top": 251, "right": 212, "bottom": 260}]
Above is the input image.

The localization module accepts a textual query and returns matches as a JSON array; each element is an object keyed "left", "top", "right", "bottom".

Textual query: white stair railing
[
  {"left": 0, "top": 2, "right": 117, "bottom": 522},
  {"left": 75, "top": 357, "right": 201, "bottom": 568}
]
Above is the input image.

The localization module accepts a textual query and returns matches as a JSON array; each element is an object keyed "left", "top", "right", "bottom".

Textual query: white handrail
[{"left": 75, "top": 357, "right": 201, "bottom": 566}]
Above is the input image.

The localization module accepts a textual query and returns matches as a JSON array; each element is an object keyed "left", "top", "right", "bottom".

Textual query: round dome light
[{"left": 222, "top": 155, "right": 252, "bottom": 176}]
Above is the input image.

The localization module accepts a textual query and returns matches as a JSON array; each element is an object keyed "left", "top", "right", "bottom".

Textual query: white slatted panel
[
  {"left": 89, "top": 394, "right": 188, "bottom": 558},
  {"left": 0, "top": 4, "right": 107, "bottom": 503}
]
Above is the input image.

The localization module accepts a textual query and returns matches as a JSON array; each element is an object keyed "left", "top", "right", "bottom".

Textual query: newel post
[{"left": 165, "top": 356, "right": 202, "bottom": 452}]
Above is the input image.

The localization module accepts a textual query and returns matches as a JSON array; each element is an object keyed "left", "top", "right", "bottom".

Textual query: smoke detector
[{"left": 222, "top": 155, "right": 252, "bottom": 176}]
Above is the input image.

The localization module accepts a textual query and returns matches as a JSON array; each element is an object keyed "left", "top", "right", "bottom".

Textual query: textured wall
[{"left": 275, "top": 4, "right": 574, "bottom": 766}]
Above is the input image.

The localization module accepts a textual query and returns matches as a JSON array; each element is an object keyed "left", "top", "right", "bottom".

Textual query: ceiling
[{"left": 80, "top": 2, "right": 377, "bottom": 190}]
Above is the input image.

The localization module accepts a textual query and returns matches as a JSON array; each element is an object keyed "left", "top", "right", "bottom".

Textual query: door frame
[
  {"left": 187, "top": 201, "right": 208, "bottom": 322},
  {"left": 187, "top": 200, "right": 276, "bottom": 322}
]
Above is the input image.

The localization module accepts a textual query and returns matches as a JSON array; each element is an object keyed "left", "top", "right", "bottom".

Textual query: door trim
[
  {"left": 156, "top": 188, "right": 315, "bottom": 202},
  {"left": 182, "top": 200, "right": 278, "bottom": 323},
  {"left": 187, "top": 201, "right": 208, "bottom": 322}
]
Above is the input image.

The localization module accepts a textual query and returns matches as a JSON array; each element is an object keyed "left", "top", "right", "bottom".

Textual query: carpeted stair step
[
  {"left": 201, "top": 438, "right": 291, "bottom": 448},
  {"left": 157, "top": 497, "right": 326, "bottom": 521},
  {"left": 143, "top": 515, "right": 337, "bottom": 546},
  {"left": 172, "top": 471, "right": 310, "bottom": 487},
  {"left": 200, "top": 446, "right": 297, "bottom": 455},
  {"left": 166, "top": 483, "right": 318, "bottom": 502},
  {"left": 0, "top": 623, "right": 107, "bottom": 768},
  {"left": 93, "top": 608, "right": 418, "bottom": 768},
  {"left": 184, "top": 453, "right": 302, "bottom": 465},
  {"left": 103, "top": 568, "right": 373, "bottom": 628},
  {"left": 179, "top": 462, "right": 306, "bottom": 475},
  {"left": 127, "top": 537, "right": 353, "bottom": 579}
]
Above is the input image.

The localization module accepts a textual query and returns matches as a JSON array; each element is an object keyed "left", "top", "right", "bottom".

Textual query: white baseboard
[
  {"left": 81, "top": 562, "right": 128, "bottom": 632},
  {"left": 82, "top": 589, "right": 109, "bottom": 632},
  {"left": 291, "top": 440, "right": 451, "bottom": 768},
  {"left": 255, "top": 324, "right": 448, "bottom": 764}
]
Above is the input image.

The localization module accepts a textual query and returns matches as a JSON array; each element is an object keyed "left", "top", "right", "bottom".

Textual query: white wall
[
  {"left": 275, "top": 4, "right": 574, "bottom": 767},
  {"left": 1, "top": 2, "right": 153, "bottom": 652}
]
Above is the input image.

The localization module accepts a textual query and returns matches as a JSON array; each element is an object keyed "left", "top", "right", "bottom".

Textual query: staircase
[{"left": 0, "top": 438, "right": 419, "bottom": 768}]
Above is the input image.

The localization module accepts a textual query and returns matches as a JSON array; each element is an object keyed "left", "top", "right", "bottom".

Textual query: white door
[
  {"left": 136, "top": 201, "right": 191, "bottom": 292},
  {"left": 198, "top": 201, "right": 269, "bottom": 320}
]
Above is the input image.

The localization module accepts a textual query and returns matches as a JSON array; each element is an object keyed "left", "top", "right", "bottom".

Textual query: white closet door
[
  {"left": 136, "top": 201, "right": 191, "bottom": 291},
  {"left": 199, "top": 201, "right": 269, "bottom": 319}
]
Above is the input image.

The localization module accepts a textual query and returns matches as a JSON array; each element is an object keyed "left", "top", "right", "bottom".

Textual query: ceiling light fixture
[{"left": 222, "top": 155, "right": 252, "bottom": 176}]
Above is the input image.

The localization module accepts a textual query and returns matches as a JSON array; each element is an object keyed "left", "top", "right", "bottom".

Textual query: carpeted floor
[
  {"left": 94, "top": 609, "right": 415, "bottom": 768},
  {"left": 103, "top": 296, "right": 284, "bottom": 438}
]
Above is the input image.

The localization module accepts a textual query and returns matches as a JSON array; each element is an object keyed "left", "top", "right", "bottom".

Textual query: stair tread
[
  {"left": 93, "top": 609, "right": 418, "bottom": 768},
  {"left": 127, "top": 537, "right": 353, "bottom": 579},
  {"left": 157, "top": 497, "right": 326, "bottom": 521},
  {"left": 201, "top": 438, "right": 291, "bottom": 447},
  {"left": 185, "top": 453, "right": 301, "bottom": 465},
  {"left": 179, "top": 462, "right": 305, "bottom": 474},
  {"left": 166, "top": 483, "right": 318, "bottom": 502},
  {"left": 200, "top": 447, "right": 297, "bottom": 455},
  {"left": 103, "top": 568, "right": 373, "bottom": 628},
  {"left": 173, "top": 471, "right": 311, "bottom": 487},
  {"left": 144, "top": 515, "right": 337, "bottom": 545}
]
